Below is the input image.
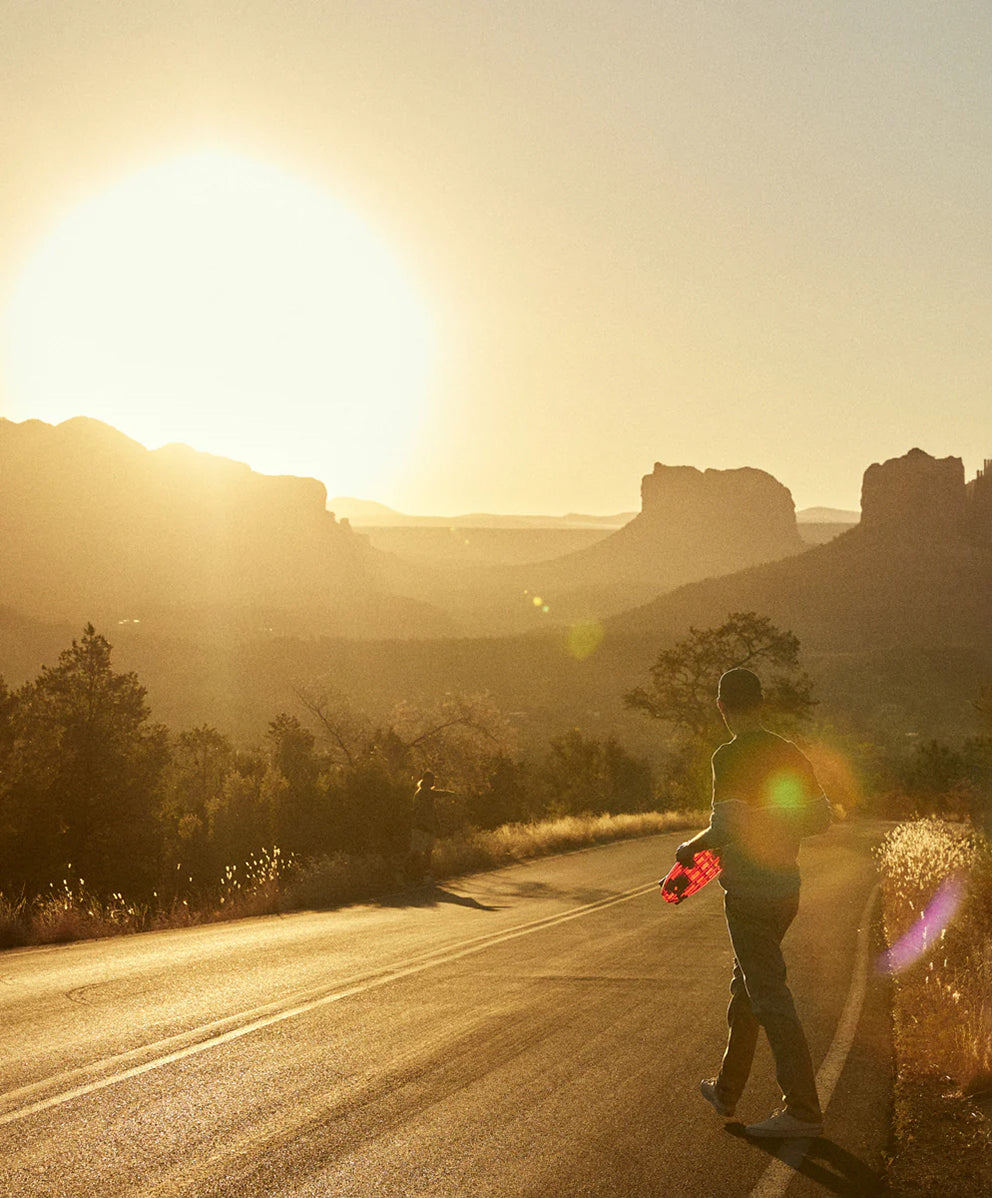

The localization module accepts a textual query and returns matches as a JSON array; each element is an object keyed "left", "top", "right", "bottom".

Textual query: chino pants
[{"left": 716, "top": 891, "right": 822, "bottom": 1124}]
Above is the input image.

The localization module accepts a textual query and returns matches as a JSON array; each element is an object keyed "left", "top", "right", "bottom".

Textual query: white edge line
[{"left": 748, "top": 882, "right": 881, "bottom": 1198}]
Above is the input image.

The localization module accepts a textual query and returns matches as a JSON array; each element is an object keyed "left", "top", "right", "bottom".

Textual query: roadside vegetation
[
  {"left": 876, "top": 818, "right": 992, "bottom": 1194},
  {"left": 3, "top": 615, "right": 988, "bottom": 960},
  {"left": 877, "top": 818, "right": 992, "bottom": 1095},
  {"left": 0, "top": 810, "right": 695, "bottom": 949},
  {"left": 1, "top": 623, "right": 722, "bottom": 950},
  {"left": 5, "top": 616, "right": 992, "bottom": 1192}
]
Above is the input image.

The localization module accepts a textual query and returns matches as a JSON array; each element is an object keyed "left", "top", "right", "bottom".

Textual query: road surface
[{"left": 0, "top": 823, "right": 890, "bottom": 1196}]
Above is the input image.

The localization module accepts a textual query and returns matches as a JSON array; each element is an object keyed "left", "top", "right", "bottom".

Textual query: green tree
[
  {"left": 162, "top": 725, "right": 233, "bottom": 886},
  {"left": 467, "top": 754, "right": 533, "bottom": 829},
  {"left": 975, "top": 685, "right": 992, "bottom": 735},
  {"left": 625, "top": 612, "right": 816, "bottom": 738},
  {"left": 624, "top": 612, "right": 816, "bottom": 806},
  {"left": 0, "top": 677, "right": 14, "bottom": 762},
  {"left": 541, "top": 730, "right": 653, "bottom": 817},
  {"left": 294, "top": 685, "right": 514, "bottom": 848},
  {"left": 210, "top": 748, "right": 272, "bottom": 869},
  {"left": 265, "top": 713, "right": 327, "bottom": 857},
  {"left": 0, "top": 625, "right": 169, "bottom": 897}
]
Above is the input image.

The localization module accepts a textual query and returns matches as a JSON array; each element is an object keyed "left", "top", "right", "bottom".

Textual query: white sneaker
[
  {"left": 699, "top": 1078, "right": 735, "bottom": 1118},
  {"left": 745, "top": 1109, "right": 823, "bottom": 1138}
]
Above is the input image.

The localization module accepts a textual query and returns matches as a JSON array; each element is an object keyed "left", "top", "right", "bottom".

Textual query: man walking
[
  {"left": 408, "top": 770, "right": 448, "bottom": 884},
  {"left": 673, "top": 667, "right": 832, "bottom": 1138}
]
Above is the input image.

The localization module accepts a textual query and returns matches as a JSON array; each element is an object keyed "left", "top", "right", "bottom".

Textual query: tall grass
[
  {"left": 0, "top": 873, "right": 150, "bottom": 948},
  {"left": 1, "top": 811, "right": 696, "bottom": 949},
  {"left": 217, "top": 847, "right": 295, "bottom": 919},
  {"left": 0, "top": 850, "right": 294, "bottom": 950},
  {"left": 877, "top": 818, "right": 992, "bottom": 1094},
  {"left": 287, "top": 810, "right": 695, "bottom": 909},
  {"left": 434, "top": 809, "right": 692, "bottom": 876}
]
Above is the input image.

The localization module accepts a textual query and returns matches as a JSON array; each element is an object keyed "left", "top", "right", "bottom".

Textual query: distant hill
[
  {"left": 357, "top": 526, "right": 616, "bottom": 567},
  {"left": 327, "top": 497, "right": 633, "bottom": 569},
  {"left": 328, "top": 496, "right": 636, "bottom": 529},
  {"left": 0, "top": 417, "right": 454, "bottom": 639},
  {"left": 4, "top": 448, "right": 991, "bottom": 751},
  {"left": 795, "top": 506, "right": 860, "bottom": 524},
  {"left": 374, "top": 462, "right": 808, "bottom": 633}
]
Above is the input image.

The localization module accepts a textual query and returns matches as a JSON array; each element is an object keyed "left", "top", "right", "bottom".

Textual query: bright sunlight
[{"left": 1, "top": 148, "right": 434, "bottom": 496}]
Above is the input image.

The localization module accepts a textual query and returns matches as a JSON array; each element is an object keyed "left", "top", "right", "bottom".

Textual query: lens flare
[
  {"left": 875, "top": 872, "right": 964, "bottom": 975},
  {"left": 768, "top": 770, "right": 805, "bottom": 809},
  {"left": 801, "top": 742, "right": 864, "bottom": 818},
  {"left": 566, "top": 621, "right": 604, "bottom": 660}
]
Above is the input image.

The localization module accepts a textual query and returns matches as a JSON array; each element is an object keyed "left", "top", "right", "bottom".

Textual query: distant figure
[
  {"left": 673, "top": 667, "right": 832, "bottom": 1139},
  {"left": 408, "top": 771, "right": 452, "bottom": 884}
]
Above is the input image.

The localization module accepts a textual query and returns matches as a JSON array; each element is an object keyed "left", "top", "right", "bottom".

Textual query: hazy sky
[{"left": 1, "top": 1, "right": 990, "bottom": 515}]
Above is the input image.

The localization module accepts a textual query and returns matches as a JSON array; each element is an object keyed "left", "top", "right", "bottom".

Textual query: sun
[{"left": 1, "top": 148, "right": 434, "bottom": 497}]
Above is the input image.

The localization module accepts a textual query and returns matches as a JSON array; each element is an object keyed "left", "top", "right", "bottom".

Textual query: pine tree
[{"left": 0, "top": 626, "right": 168, "bottom": 897}]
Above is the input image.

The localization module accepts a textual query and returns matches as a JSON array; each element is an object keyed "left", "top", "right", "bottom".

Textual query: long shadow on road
[
  {"left": 725, "top": 1124, "right": 889, "bottom": 1195},
  {"left": 375, "top": 883, "right": 503, "bottom": 912},
  {"left": 376, "top": 877, "right": 623, "bottom": 912}
]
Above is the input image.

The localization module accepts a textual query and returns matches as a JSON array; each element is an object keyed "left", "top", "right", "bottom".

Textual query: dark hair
[
  {"left": 417, "top": 770, "right": 436, "bottom": 790},
  {"left": 717, "top": 667, "right": 763, "bottom": 710}
]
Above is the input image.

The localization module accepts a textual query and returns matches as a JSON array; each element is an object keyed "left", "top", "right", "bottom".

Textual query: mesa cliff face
[
  {"left": 860, "top": 448, "right": 967, "bottom": 541},
  {"left": 968, "top": 461, "right": 992, "bottom": 547},
  {"left": 350, "top": 459, "right": 808, "bottom": 634},
  {"left": 0, "top": 417, "right": 451, "bottom": 636},
  {"left": 543, "top": 461, "right": 804, "bottom": 590},
  {"left": 637, "top": 462, "right": 803, "bottom": 566},
  {"left": 612, "top": 447, "right": 992, "bottom": 651}
]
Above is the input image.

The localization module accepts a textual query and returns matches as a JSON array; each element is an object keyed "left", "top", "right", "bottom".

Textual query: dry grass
[
  {"left": 0, "top": 876, "right": 152, "bottom": 947},
  {"left": 284, "top": 851, "right": 397, "bottom": 910},
  {"left": 1, "top": 812, "right": 697, "bottom": 949},
  {"left": 217, "top": 847, "right": 295, "bottom": 920},
  {"left": 0, "top": 893, "right": 31, "bottom": 949},
  {"left": 0, "top": 850, "right": 294, "bottom": 949},
  {"left": 432, "top": 810, "right": 694, "bottom": 878},
  {"left": 877, "top": 818, "right": 992, "bottom": 1094},
  {"left": 281, "top": 811, "right": 697, "bottom": 912}
]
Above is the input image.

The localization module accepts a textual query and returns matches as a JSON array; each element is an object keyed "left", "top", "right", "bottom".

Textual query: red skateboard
[{"left": 659, "top": 849, "right": 722, "bottom": 904}]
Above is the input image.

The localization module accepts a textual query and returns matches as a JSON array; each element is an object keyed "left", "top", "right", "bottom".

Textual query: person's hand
[{"left": 675, "top": 841, "right": 697, "bottom": 867}]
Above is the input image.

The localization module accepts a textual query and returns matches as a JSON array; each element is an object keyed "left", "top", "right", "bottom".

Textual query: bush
[
  {"left": 285, "top": 852, "right": 399, "bottom": 909},
  {"left": 0, "top": 893, "right": 30, "bottom": 949}
]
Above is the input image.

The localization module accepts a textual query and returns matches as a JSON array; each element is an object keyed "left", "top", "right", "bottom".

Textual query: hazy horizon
[
  {"left": 2, "top": 409, "right": 871, "bottom": 521},
  {"left": 2, "top": 3, "right": 990, "bottom": 515}
]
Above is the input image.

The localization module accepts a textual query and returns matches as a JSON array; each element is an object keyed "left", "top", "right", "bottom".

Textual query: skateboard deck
[{"left": 659, "top": 849, "right": 722, "bottom": 904}]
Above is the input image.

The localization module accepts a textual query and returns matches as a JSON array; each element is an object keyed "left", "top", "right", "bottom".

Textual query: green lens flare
[
  {"left": 767, "top": 771, "right": 804, "bottom": 809},
  {"left": 567, "top": 621, "right": 604, "bottom": 660}
]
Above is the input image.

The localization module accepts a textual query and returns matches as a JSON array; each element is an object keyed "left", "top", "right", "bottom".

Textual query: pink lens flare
[{"left": 875, "top": 872, "right": 965, "bottom": 975}]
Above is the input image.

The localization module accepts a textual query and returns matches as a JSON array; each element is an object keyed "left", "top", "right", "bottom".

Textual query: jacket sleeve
[{"left": 704, "top": 799, "right": 749, "bottom": 851}]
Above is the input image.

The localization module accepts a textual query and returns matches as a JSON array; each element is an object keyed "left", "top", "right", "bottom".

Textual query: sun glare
[{"left": 1, "top": 149, "right": 434, "bottom": 497}]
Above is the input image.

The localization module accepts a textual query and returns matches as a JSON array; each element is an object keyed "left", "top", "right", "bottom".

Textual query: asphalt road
[{"left": 0, "top": 824, "right": 891, "bottom": 1197}]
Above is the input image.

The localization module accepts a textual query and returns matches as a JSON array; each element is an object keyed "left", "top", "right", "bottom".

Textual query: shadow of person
[
  {"left": 376, "top": 883, "right": 502, "bottom": 912},
  {"left": 724, "top": 1124, "right": 888, "bottom": 1195},
  {"left": 433, "top": 885, "right": 502, "bottom": 912}
]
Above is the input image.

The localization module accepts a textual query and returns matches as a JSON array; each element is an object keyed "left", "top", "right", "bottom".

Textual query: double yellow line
[{"left": 0, "top": 880, "right": 658, "bottom": 1128}]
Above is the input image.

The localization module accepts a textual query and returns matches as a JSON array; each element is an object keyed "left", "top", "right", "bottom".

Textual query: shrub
[{"left": 0, "top": 893, "right": 30, "bottom": 950}]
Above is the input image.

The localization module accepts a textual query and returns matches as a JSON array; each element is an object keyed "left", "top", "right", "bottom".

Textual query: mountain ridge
[{"left": 0, "top": 416, "right": 454, "bottom": 639}]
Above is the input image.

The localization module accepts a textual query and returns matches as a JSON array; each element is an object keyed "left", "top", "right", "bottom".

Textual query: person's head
[
  {"left": 417, "top": 770, "right": 436, "bottom": 792},
  {"left": 716, "top": 668, "right": 763, "bottom": 729}
]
